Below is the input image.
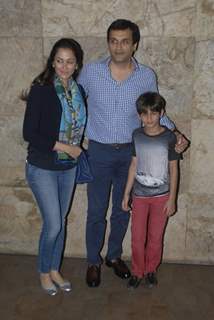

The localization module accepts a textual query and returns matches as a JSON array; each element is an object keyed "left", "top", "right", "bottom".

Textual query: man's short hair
[
  {"left": 136, "top": 92, "right": 166, "bottom": 115},
  {"left": 107, "top": 19, "right": 140, "bottom": 49}
]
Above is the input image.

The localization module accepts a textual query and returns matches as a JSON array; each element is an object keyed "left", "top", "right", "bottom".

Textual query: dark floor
[{"left": 0, "top": 254, "right": 214, "bottom": 320}]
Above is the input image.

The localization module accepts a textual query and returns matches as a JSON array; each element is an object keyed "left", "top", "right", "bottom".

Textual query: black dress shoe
[
  {"left": 86, "top": 265, "right": 101, "bottom": 287},
  {"left": 127, "top": 275, "right": 142, "bottom": 289},
  {"left": 145, "top": 272, "right": 158, "bottom": 288},
  {"left": 105, "top": 258, "right": 131, "bottom": 279}
]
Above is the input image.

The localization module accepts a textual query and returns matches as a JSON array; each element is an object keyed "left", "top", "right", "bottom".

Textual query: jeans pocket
[{"left": 25, "top": 162, "right": 40, "bottom": 185}]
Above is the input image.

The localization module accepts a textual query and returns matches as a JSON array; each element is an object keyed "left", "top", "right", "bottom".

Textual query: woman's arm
[{"left": 23, "top": 85, "right": 57, "bottom": 152}]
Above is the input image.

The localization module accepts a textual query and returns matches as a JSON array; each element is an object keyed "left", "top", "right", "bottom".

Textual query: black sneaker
[
  {"left": 127, "top": 276, "right": 141, "bottom": 289},
  {"left": 105, "top": 258, "right": 131, "bottom": 279},
  {"left": 145, "top": 272, "right": 158, "bottom": 288}
]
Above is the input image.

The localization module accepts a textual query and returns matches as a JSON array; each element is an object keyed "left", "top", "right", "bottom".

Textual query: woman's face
[{"left": 52, "top": 47, "right": 77, "bottom": 86}]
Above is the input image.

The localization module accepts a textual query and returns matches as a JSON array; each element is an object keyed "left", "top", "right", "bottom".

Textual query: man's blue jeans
[
  {"left": 86, "top": 140, "right": 131, "bottom": 265},
  {"left": 26, "top": 162, "right": 76, "bottom": 273}
]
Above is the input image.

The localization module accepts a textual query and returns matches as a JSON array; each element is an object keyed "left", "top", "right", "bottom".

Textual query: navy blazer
[
  {"left": 23, "top": 83, "right": 79, "bottom": 170},
  {"left": 23, "top": 83, "right": 62, "bottom": 153}
]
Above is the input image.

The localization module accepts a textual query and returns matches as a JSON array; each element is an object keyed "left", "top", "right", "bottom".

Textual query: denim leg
[
  {"left": 86, "top": 142, "right": 113, "bottom": 264},
  {"left": 26, "top": 163, "right": 76, "bottom": 273},
  {"left": 106, "top": 147, "right": 131, "bottom": 260},
  {"left": 51, "top": 167, "right": 76, "bottom": 271}
]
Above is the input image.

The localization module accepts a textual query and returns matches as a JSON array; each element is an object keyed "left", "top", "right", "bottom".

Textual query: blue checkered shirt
[{"left": 78, "top": 57, "right": 175, "bottom": 143}]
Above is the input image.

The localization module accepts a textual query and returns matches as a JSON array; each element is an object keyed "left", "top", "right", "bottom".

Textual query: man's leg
[
  {"left": 86, "top": 141, "right": 114, "bottom": 286},
  {"left": 105, "top": 145, "right": 132, "bottom": 279}
]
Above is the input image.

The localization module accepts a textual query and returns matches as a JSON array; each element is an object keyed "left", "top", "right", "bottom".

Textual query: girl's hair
[
  {"left": 136, "top": 91, "right": 166, "bottom": 115},
  {"left": 21, "top": 38, "right": 83, "bottom": 100}
]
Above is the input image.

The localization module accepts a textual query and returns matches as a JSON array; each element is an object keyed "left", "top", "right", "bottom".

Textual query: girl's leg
[
  {"left": 131, "top": 197, "right": 149, "bottom": 278},
  {"left": 145, "top": 194, "right": 169, "bottom": 274}
]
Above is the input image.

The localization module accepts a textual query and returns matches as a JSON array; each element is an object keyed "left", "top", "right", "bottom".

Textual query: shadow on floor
[{"left": 0, "top": 254, "right": 213, "bottom": 320}]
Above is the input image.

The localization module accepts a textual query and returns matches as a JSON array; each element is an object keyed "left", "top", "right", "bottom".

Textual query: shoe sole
[
  {"left": 144, "top": 282, "right": 157, "bottom": 289},
  {"left": 86, "top": 281, "right": 100, "bottom": 288},
  {"left": 105, "top": 262, "right": 131, "bottom": 279},
  {"left": 127, "top": 282, "right": 141, "bottom": 289}
]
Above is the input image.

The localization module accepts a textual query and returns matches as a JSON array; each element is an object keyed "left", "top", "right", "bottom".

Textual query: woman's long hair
[{"left": 21, "top": 38, "right": 84, "bottom": 100}]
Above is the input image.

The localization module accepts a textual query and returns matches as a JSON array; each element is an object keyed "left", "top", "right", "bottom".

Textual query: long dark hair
[{"left": 21, "top": 38, "right": 83, "bottom": 100}]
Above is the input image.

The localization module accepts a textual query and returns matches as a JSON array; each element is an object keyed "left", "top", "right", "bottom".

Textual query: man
[{"left": 78, "top": 19, "right": 188, "bottom": 287}]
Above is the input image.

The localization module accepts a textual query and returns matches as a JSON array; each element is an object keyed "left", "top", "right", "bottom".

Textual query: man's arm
[
  {"left": 77, "top": 64, "right": 89, "bottom": 96},
  {"left": 173, "top": 128, "right": 190, "bottom": 154},
  {"left": 160, "top": 114, "right": 190, "bottom": 153},
  {"left": 160, "top": 114, "right": 175, "bottom": 130}
]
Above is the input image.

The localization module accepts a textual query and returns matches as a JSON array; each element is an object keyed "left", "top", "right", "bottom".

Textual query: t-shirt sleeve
[{"left": 168, "top": 132, "right": 181, "bottom": 161}]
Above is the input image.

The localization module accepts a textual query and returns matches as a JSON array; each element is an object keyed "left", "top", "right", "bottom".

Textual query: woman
[{"left": 23, "top": 38, "right": 86, "bottom": 295}]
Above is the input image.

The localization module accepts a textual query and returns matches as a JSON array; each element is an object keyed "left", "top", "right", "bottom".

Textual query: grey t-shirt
[{"left": 132, "top": 127, "right": 180, "bottom": 197}]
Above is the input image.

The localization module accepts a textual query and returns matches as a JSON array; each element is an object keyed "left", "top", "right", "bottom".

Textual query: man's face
[{"left": 108, "top": 29, "right": 137, "bottom": 64}]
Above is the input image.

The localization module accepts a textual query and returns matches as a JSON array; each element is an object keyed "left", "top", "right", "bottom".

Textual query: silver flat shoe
[
  {"left": 41, "top": 283, "right": 58, "bottom": 296},
  {"left": 54, "top": 280, "right": 72, "bottom": 292}
]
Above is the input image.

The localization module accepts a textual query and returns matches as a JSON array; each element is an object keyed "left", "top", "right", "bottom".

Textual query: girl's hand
[
  {"left": 122, "top": 194, "right": 131, "bottom": 212},
  {"left": 164, "top": 199, "right": 176, "bottom": 217}
]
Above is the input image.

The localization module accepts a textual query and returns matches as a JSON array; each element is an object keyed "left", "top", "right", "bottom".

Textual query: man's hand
[{"left": 174, "top": 131, "right": 190, "bottom": 154}]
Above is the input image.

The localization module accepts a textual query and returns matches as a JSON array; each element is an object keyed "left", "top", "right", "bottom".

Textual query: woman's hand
[
  {"left": 67, "top": 145, "right": 82, "bottom": 159},
  {"left": 53, "top": 142, "right": 82, "bottom": 159}
]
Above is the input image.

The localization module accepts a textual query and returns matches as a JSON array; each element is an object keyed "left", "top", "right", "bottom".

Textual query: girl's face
[
  {"left": 140, "top": 109, "right": 164, "bottom": 130},
  {"left": 52, "top": 47, "right": 77, "bottom": 86}
]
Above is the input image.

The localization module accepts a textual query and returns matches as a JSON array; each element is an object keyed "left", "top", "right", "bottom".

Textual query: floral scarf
[{"left": 54, "top": 75, "right": 86, "bottom": 163}]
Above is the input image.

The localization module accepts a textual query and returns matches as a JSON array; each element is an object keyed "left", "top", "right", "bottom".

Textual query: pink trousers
[{"left": 131, "top": 194, "right": 169, "bottom": 277}]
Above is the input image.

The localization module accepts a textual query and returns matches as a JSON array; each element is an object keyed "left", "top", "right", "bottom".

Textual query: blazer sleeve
[{"left": 23, "top": 85, "right": 57, "bottom": 152}]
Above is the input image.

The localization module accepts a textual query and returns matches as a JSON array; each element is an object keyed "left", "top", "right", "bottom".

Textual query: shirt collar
[{"left": 103, "top": 56, "right": 140, "bottom": 71}]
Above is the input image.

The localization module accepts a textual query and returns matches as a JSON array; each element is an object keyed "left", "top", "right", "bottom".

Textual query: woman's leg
[
  {"left": 26, "top": 163, "right": 63, "bottom": 274},
  {"left": 51, "top": 167, "right": 76, "bottom": 272}
]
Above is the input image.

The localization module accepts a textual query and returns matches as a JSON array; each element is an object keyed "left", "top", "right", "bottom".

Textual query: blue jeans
[
  {"left": 26, "top": 162, "right": 76, "bottom": 273},
  {"left": 86, "top": 141, "right": 131, "bottom": 264}
]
